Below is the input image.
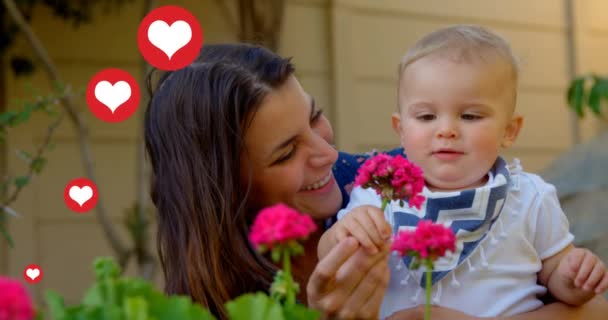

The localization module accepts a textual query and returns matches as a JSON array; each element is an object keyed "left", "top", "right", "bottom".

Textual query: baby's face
[{"left": 393, "top": 53, "right": 522, "bottom": 191}]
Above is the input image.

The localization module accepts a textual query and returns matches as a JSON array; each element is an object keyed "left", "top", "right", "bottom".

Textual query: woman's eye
[
  {"left": 462, "top": 114, "right": 482, "bottom": 120},
  {"left": 416, "top": 114, "right": 436, "bottom": 121},
  {"left": 311, "top": 109, "right": 324, "bottom": 124},
  {"left": 274, "top": 147, "right": 296, "bottom": 165}
]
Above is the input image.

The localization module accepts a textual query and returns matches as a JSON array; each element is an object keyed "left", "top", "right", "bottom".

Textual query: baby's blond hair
[{"left": 399, "top": 25, "right": 520, "bottom": 82}]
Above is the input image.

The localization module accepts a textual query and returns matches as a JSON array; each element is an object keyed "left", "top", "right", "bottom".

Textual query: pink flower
[
  {"left": 391, "top": 220, "right": 456, "bottom": 262},
  {"left": 249, "top": 203, "right": 317, "bottom": 251},
  {"left": 355, "top": 153, "right": 426, "bottom": 209},
  {"left": 0, "top": 277, "right": 34, "bottom": 320}
]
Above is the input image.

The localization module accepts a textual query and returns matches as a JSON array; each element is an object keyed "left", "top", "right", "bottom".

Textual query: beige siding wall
[
  {"left": 280, "top": 0, "right": 333, "bottom": 124},
  {"left": 2, "top": 0, "right": 606, "bottom": 306},
  {"left": 331, "top": 0, "right": 606, "bottom": 173}
]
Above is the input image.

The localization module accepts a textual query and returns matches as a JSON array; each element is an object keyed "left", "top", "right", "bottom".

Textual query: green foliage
[
  {"left": 42, "top": 257, "right": 320, "bottom": 320},
  {"left": 45, "top": 257, "right": 216, "bottom": 320},
  {"left": 0, "top": 88, "right": 62, "bottom": 245},
  {"left": 225, "top": 293, "right": 318, "bottom": 320},
  {"left": 567, "top": 75, "right": 608, "bottom": 118},
  {"left": 13, "top": 175, "right": 30, "bottom": 188}
]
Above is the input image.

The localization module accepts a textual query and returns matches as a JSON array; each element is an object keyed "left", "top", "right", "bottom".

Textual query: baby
[{"left": 319, "top": 25, "right": 608, "bottom": 318}]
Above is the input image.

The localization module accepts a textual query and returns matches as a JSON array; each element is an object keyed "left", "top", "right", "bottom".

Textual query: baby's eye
[
  {"left": 461, "top": 114, "right": 482, "bottom": 120},
  {"left": 416, "top": 114, "right": 436, "bottom": 121}
]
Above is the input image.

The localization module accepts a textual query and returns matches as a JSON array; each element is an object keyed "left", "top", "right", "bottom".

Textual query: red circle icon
[
  {"left": 64, "top": 178, "right": 98, "bottom": 213},
  {"left": 86, "top": 69, "right": 140, "bottom": 123},
  {"left": 23, "top": 264, "right": 43, "bottom": 284},
  {"left": 137, "top": 5, "right": 203, "bottom": 70}
]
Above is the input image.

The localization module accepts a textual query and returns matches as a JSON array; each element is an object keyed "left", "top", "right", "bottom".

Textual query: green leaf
[
  {"left": 9, "top": 109, "right": 32, "bottom": 126},
  {"left": 289, "top": 242, "right": 304, "bottom": 257},
  {"left": 124, "top": 296, "right": 148, "bottom": 320},
  {"left": 94, "top": 257, "right": 121, "bottom": 281},
  {"left": 52, "top": 81, "right": 66, "bottom": 93},
  {"left": 31, "top": 157, "right": 47, "bottom": 174},
  {"left": 82, "top": 283, "right": 103, "bottom": 306},
  {"left": 588, "top": 78, "right": 602, "bottom": 116},
  {"left": 14, "top": 176, "right": 30, "bottom": 188},
  {"left": 270, "top": 270, "right": 288, "bottom": 300},
  {"left": 100, "top": 305, "right": 123, "bottom": 320},
  {"left": 150, "top": 296, "right": 196, "bottom": 319},
  {"left": 597, "top": 78, "right": 608, "bottom": 115},
  {"left": 189, "top": 305, "right": 217, "bottom": 320},
  {"left": 567, "top": 77, "right": 586, "bottom": 118},
  {"left": 282, "top": 304, "right": 321, "bottom": 320},
  {"left": 45, "top": 290, "right": 67, "bottom": 320},
  {"left": 271, "top": 246, "right": 281, "bottom": 263},
  {"left": 0, "top": 111, "right": 17, "bottom": 126},
  {"left": 225, "top": 293, "right": 284, "bottom": 320}
]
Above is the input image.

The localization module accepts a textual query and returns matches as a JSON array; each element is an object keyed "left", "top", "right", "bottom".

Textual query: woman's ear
[{"left": 501, "top": 114, "right": 523, "bottom": 148}]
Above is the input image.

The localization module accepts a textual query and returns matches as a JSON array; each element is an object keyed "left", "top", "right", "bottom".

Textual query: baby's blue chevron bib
[{"left": 391, "top": 157, "right": 511, "bottom": 287}]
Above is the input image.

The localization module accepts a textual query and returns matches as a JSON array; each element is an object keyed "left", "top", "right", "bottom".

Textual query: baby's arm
[
  {"left": 318, "top": 204, "right": 392, "bottom": 259},
  {"left": 539, "top": 245, "right": 608, "bottom": 306}
]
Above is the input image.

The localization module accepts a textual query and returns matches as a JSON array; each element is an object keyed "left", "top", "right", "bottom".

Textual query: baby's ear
[
  {"left": 502, "top": 114, "right": 523, "bottom": 148},
  {"left": 391, "top": 112, "right": 402, "bottom": 135}
]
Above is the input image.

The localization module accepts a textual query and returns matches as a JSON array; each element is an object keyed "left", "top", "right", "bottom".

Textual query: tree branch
[
  {"left": 2, "top": 0, "right": 129, "bottom": 262},
  {"left": 2, "top": 110, "right": 63, "bottom": 207}
]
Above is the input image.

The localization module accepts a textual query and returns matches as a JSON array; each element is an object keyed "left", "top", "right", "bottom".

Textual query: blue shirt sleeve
[{"left": 327, "top": 147, "right": 404, "bottom": 227}]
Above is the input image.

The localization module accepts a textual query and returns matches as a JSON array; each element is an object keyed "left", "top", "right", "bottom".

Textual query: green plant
[
  {"left": 45, "top": 257, "right": 215, "bottom": 320},
  {"left": 567, "top": 74, "right": 608, "bottom": 119}
]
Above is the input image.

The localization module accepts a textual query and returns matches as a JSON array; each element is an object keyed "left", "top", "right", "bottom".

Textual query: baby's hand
[
  {"left": 558, "top": 247, "right": 608, "bottom": 294},
  {"left": 333, "top": 205, "right": 392, "bottom": 254}
]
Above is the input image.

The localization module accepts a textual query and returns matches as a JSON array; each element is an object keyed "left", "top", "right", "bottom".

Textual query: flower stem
[
  {"left": 425, "top": 259, "right": 432, "bottom": 320},
  {"left": 283, "top": 248, "right": 295, "bottom": 306},
  {"left": 381, "top": 198, "right": 389, "bottom": 211}
]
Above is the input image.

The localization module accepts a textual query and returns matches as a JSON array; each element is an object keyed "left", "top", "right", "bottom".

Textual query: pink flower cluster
[
  {"left": 249, "top": 203, "right": 317, "bottom": 250},
  {"left": 0, "top": 277, "right": 34, "bottom": 320},
  {"left": 354, "top": 153, "right": 426, "bottom": 209},
  {"left": 391, "top": 220, "right": 456, "bottom": 261}
]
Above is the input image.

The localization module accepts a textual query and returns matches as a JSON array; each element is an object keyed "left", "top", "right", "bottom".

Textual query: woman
[{"left": 144, "top": 43, "right": 607, "bottom": 319}]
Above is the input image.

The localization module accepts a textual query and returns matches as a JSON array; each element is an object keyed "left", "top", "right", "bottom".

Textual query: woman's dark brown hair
[{"left": 144, "top": 44, "right": 295, "bottom": 319}]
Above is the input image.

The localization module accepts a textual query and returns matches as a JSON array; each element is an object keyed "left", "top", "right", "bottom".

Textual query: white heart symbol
[
  {"left": 94, "top": 81, "right": 131, "bottom": 113},
  {"left": 69, "top": 186, "right": 93, "bottom": 207},
  {"left": 26, "top": 268, "right": 40, "bottom": 280},
  {"left": 147, "top": 20, "right": 192, "bottom": 59}
]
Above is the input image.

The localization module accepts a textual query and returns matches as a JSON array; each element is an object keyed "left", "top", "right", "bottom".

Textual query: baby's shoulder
[{"left": 513, "top": 170, "right": 557, "bottom": 198}]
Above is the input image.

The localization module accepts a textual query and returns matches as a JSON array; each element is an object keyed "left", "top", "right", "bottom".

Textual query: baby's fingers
[
  {"left": 353, "top": 209, "right": 387, "bottom": 248},
  {"left": 596, "top": 271, "right": 608, "bottom": 294},
  {"left": 566, "top": 249, "right": 585, "bottom": 276},
  {"left": 583, "top": 261, "right": 606, "bottom": 292},
  {"left": 365, "top": 206, "right": 392, "bottom": 241},
  {"left": 339, "top": 219, "right": 378, "bottom": 255},
  {"left": 575, "top": 251, "right": 596, "bottom": 287}
]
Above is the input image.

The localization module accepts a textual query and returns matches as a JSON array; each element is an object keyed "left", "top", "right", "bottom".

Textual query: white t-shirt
[{"left": 337, "top": 169, "right": 574, "bottom": 318}]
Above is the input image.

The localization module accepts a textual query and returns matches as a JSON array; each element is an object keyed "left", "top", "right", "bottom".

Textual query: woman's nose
[{"left": 308, "top": 133, "right": 338, "bottom": 168}]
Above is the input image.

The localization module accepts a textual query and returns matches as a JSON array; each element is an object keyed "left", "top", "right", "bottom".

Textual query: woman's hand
[
  {"left": 386, "top": 305, "right": 493, "bottom": 320},
  {"left": 307, "top": 236, "right": 390, "bottom": 319}
]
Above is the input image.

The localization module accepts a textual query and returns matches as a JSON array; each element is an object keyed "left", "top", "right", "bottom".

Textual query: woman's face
[{"left": 241, "top": 75, "right": 342, "bottom": 221}]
